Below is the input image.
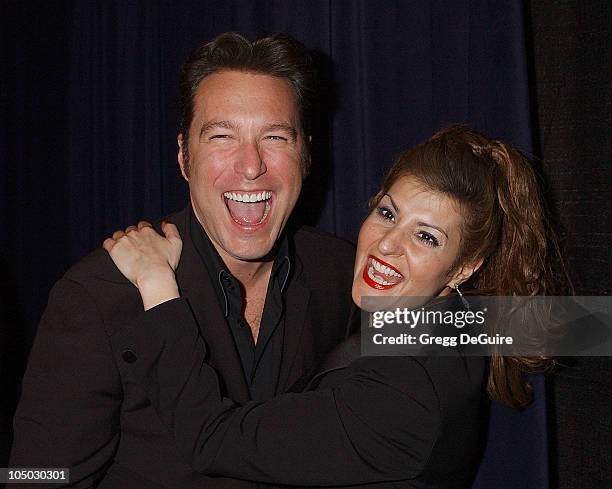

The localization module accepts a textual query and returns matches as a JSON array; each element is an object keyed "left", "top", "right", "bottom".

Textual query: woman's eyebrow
[
  {"left": 385, "top": 193, "right": 399, "bottom": 213},
  {"left": 386, "top": 192, "right": 449, "bottom": 238},
  {"left": 416, "top": 221, "right": 448, "bottom": 238}
]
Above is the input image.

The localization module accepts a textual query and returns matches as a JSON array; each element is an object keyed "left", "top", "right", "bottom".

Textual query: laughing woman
[{"left": 104, "top": 126, "right": 569, "bottom": 488}]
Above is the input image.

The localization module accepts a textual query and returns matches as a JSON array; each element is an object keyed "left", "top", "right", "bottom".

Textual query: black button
[
  {"left": 221, "top": 273, "right": 233, "bottom": 287},
  {"left": 122, "top": 350, "right": 137, "bottom": 363},
  {"left": 237, "top": 319, "right": 246, "bottom": 328}
]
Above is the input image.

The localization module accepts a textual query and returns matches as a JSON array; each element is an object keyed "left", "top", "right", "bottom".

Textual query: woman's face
[{"left": 352, "top": 176, "right": 469, "bottom": 308}]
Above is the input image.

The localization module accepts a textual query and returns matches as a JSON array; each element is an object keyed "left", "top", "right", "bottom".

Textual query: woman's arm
[
  {"left": 104, "top": 222, "right": 440, "bottom": 486},
  {"left": 112, "top": 298, "right": 440, "bottom": 487}
]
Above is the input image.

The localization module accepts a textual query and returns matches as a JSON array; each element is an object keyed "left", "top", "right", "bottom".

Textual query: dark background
[{"left": 1, "top": 1, "right": 610, "bottom": 488}]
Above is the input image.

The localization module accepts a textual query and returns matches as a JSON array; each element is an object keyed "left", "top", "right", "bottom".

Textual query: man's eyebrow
[
  {"left": 385, "top": 193, "right": 449, "bottom": 238},
  {"left": 199, "top": 120, "right": 237, "bottom": 137},
  {"left": 265, "top": 123, "right": 297, "bottom": 140}
]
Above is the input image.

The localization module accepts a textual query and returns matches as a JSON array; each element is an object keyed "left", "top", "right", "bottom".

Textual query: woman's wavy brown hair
[{"left": 369, "top": 125, "right": 571, "bottom": 408}]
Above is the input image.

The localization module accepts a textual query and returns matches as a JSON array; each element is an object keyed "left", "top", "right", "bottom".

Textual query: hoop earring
[{"left": 454, "top": 284, "right": 470, "bottom": 309}]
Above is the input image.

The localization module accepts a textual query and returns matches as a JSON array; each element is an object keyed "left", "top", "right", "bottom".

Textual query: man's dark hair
[{"left": 179, "top": 32, "right": 317, "bottom": 175}]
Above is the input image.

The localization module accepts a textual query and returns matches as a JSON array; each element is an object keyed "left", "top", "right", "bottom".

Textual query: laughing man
[{"left": 10, "top": 33, "right": 356, "bottom": 489}]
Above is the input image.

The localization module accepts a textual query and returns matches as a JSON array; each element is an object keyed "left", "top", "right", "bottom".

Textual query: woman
[{"left": 104, "top": 126, "right": 568, "bottom": 488}]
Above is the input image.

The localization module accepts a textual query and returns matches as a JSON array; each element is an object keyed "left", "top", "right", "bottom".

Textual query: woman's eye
[
  {"left": 376, "top": 206, "right": 395, "bottom": 222},
  {"left": 416, "top": 231, "right": 440, "bottom": 247}
]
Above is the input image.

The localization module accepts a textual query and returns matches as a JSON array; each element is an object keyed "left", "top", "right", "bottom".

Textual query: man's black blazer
[{"left": 9, "top": 207, "right": 357, "bottom": 489}]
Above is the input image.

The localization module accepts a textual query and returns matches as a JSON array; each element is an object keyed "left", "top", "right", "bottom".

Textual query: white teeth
[
  {"left": 368, "top": 266, "right": 383, "bottom": 285},
  {"left": 259, "top": 201, "right": 270, "bottom": 224},
  {"left": 368, "top": 266, "right": 392, "bottom": 286},
  {"left": 370, "top": 257, "right": 403, "bottom": 279},
  {"left": 224, "top": 191, "right": 272, "bottom": 203}
]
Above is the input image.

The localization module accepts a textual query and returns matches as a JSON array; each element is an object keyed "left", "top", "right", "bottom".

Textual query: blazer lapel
[{"left": 170, "top": 208, "right": 251, "bottom": 403}]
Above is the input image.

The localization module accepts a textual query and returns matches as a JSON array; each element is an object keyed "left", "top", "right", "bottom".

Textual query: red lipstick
[{"left": 362, "top": 255, "right": 404, "bottom": 290}]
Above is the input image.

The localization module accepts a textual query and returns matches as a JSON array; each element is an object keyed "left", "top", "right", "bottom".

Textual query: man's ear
[
  {"left": 448, "top": 257, "right": 484, "bottom": 289},
  {"left": 177, "top": 134, "right": 189, "bottom": 181}
]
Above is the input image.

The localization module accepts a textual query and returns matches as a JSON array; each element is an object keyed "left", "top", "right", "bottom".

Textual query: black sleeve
[
  {"left": 9, "top": 278, "right": 122, "bottom": 489},
  {"left": 113, "top": 299, "right": 441, "bottom": 487}
]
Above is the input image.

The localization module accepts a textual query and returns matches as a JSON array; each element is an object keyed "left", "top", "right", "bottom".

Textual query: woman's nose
[{"left": 377, "top": 227, "right": 404, "bottom": 256}]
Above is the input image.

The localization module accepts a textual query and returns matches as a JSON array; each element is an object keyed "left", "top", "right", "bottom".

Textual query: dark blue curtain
[
  {"left": 62, "top": 0, "right": 534, "bottom": 251},
  {"left": 1, "top": 1, "right": 546, "bottom": 487}
]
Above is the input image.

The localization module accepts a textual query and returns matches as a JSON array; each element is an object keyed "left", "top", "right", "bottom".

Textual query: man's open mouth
[
  {"left": 362, "top": 255, "right": 404, "bottom": 290},
  {"left": 223, "top": 191, "right": 272, "bottom": 226}
]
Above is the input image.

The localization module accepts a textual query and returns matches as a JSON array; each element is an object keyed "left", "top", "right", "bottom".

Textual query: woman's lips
[{"left": 362, "top": 255, "right": 404, "bottom": 290}]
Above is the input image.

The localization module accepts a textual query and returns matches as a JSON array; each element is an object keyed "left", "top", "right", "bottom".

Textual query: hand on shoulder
[{"left": 103, "top": 221, "right": 182, "bottom": 310}]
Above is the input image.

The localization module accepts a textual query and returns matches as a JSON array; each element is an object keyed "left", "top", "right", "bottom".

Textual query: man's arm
[
  {"left": 9, "top": 278, "right": 121, "bottom": 489},
  {"left": 113, "top": 299, "right": 439, "bottom": 487}
]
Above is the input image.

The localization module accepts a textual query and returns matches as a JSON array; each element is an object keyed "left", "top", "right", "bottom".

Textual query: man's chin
[{"left": 224, "top": 237, "right": 276, "bottom": 262}]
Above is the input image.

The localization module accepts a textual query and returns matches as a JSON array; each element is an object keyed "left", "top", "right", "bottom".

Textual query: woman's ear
[{"left": 447, "top": 257, "right": 484, "bottom": 289}]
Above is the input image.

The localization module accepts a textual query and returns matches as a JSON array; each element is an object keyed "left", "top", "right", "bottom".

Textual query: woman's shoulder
[
  {"left": 314, "top": 338, "right": 486, "bottom": 412},
  {"left": 350, "top": 354, "right": 484, "bottom": 393}
]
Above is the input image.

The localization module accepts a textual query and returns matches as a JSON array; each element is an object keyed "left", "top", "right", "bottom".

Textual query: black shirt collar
[{"left": 189, "top": 206, "right": 292, "bottom": 316}]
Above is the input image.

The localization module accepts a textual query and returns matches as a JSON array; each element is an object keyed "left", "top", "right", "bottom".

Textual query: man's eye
[
  {"left": 416, "top": 231, "right": 440, "bottom": 247},
  {"left": 209, "top": 134, "right": 231, "bottom": 140},
  {"left": 376, "top": 206, "right": 395, "bottom": 222},
  {"left": 265, "top": 135, "right": 288, "bottom": 141}
]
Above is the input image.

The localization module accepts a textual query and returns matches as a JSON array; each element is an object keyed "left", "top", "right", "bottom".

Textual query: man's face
[{"left": 179, "top": 70, "right": 305, "bottom": 265}]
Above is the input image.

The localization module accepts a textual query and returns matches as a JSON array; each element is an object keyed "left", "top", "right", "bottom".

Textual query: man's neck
[
  {"left": 191, "top": 206, "right": 276, "bottom": 290},
  {"left": 206, "top": 238, "right": 274, "bottom": 291},
  {"left": 223, "top": 254, "right": 274, "bottom": 290},
  {"left": 217, "top": 247, "right": 274, "bottom": 345}
]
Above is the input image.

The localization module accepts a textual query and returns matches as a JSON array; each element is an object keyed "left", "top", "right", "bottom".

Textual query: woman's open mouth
[
  {"left": 362, "top": 255, "right": 404, "bottom": 290},
  {"left": 223, "top": 191, "right": 272, "bottom": 228}
]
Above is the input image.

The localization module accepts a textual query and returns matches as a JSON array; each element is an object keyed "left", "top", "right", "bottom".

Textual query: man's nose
[
  {"left": 235, "top": 141, "right": 267, "bottom": 180},
  {"left": 377, "top": 227, "right": 404, "bottom": 256}
]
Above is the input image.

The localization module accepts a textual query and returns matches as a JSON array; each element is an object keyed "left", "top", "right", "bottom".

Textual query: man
[{"left": 10, "top": 33, "right": 356, "bottom": 488}]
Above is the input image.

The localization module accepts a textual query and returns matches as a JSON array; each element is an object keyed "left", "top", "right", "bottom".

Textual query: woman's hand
[{"left": 103, "top": 221, "right": 182, "bottom": 310}]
